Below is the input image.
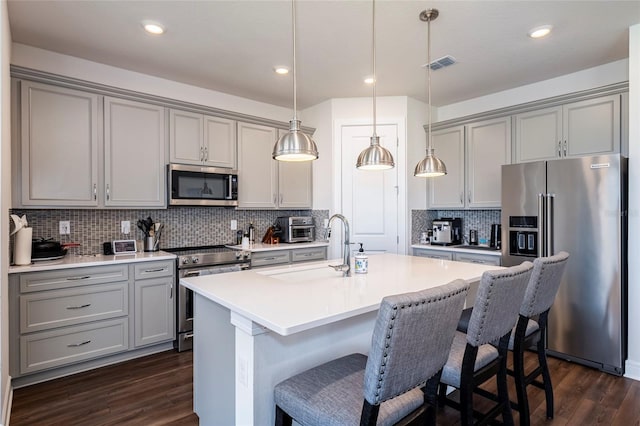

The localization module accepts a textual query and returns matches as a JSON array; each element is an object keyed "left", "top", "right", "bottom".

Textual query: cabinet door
[
  {"left": 20, "top": 81, "right": 99, "bottom": 206},
  {"left": 514, "top": 106, "right": 562, "bottom": 162},
  {"left": 104, "top": 97, "right": 166, "bottom": 207},
  {"left": 134, "top": 276, "right": 174, "bottom": 347},
  {"left": 276, "top": 128, "right": 313, "bottom": 209},
  {"left": 204, "top": 115, "right": 237, "bottom": 168},
  {"left": 237, "top": 122, "right": 278, "bottom": 208},
  {"left": 428, "top": 126, "right": 465, "bottom": 209},
  {"left": 169, "top": 109, "right": 204, "bottom": 166},
  {"left": 466, "top": 117, "right": 511, "bottom": 208},
  {"left": 564, "top": 94, "right": 620, "bottom": 158}
]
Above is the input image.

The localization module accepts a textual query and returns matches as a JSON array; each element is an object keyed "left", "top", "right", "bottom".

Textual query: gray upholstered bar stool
[
  {"left": 508, "top": 251, "right": 569, "bottom": 425},
  {"left": 273, "top": 279, "right": 470, "bottom": 426},
  {"left": 438, "top": 262, "right": 533, "bottom": 426}
]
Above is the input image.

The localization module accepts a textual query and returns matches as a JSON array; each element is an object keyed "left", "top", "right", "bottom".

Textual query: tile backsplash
[
  {"left": 411, "top": 209, "right": 501, "bottom": 245},
  {"left": 10, "top": 208, "right": 329, "bottom": 256}
]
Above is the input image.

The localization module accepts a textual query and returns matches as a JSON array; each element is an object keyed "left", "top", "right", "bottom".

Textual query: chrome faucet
[{"left": 326, "top": 214, "right": 351, "bottom": 277}]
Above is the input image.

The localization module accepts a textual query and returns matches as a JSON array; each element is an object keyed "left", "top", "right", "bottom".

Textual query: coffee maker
[
  {"left": 490, "top": 223, "right": 502, "bottom": 249},
  {"left": 431, "top": 218, "right": 462, "bottom": 246}
]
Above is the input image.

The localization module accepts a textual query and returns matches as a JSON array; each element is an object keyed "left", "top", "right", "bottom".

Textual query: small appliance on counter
[
  {"left": 276, "top": 216, "right": 315, "bottom": 243},
  {"left": 469, "top": 229, "right": 478, "bottom": 245},
  {"left": 431, "top": 218, "right": 462, "bottom": 246},
  {"left": 31, "top": 237, "right": 72, "bottom": 261}
]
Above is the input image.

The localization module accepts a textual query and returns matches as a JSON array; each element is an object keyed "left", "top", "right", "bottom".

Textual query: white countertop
[
  {"left": 8, "top": 251, "right": 176, "bottom": 274},
  {"left": 226, "top": 241, "right": 329, "bottom": 252},
  {"left": 412, "top": 244, "right": 502, "bottom": 256},
  {"left": 180, "top": 253, "right": 501, "bottom": 336}
]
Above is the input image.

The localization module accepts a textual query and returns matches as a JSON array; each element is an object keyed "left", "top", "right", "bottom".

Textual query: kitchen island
[{"left": 180, "top": 253, "right": 501, "bottom": 425}]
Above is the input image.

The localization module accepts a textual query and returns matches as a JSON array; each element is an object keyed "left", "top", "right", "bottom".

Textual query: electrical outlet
[
  {"left": 121, "top": 221, "right": 131, "bottom": 234},
  {"left": 230, "top": 220, "right": 238, "bottom": 230},
  {"left": 59, "top": 221, "right": 70, "bottom": 235}
]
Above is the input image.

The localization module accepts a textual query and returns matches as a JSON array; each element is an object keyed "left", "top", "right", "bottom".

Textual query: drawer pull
[
  {"left": 67, "top": 340, "right": 91, "bottom": 347},
  {"left": 66, "top": 276, "right": 91, "bottom": 281},
  {"left": 144, "top": 268, "right": 166, "bottom": 273},
  {"left": 66, "top": 303, "right": 91, "bottom": 310},
  {"left": 264, "top": 257, "right": 278, "bottom": 261}
]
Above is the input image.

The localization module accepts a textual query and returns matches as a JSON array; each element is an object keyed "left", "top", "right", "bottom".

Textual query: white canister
[{"left": 355, "top": 252, "right": 368, "bottom": 274}]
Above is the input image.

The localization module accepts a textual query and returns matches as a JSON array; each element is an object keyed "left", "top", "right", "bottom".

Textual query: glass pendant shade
[
  {"left": 414, "top": 148, "right": 447, "bottom": 177},
  {"left": 356, "top": 136, "right": 394, "bottom": 170},
  {"left": 273, "top": 119, "right": 319, "bottom": 161}
]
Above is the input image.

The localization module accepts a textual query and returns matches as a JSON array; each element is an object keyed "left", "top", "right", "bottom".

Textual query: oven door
[
  {"left": 288, "top": 226, "right": 315, "bottom": 243},
  {"left": 177, "top": 264, "right": 245, "bottom": 352}
]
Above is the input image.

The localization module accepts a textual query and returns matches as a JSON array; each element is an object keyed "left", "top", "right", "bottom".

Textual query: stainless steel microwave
[{"left": 168, "top": 164, "right": 238, "bottom": 206}]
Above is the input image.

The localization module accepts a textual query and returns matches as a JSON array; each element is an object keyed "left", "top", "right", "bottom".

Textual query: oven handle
[{"left": 182, "top": 271, "right": 201, "bottom": 278}]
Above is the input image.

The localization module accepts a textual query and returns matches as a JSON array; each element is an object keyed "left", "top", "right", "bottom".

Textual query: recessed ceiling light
[
  {"left": 274, "top": 66, "right": 290, "bottom": 75},
  {"left": 142, "top": 21, "right": 165, "bottom": 35},
  {"left": 528, "top": 25, "right": 552, "bottom": 39},
  {"left": 364, "top": 76, "right": 375, "bottom": 85}
]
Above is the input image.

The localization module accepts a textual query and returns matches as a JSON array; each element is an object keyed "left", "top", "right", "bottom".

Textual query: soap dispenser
[{"left": 355, "top": 243, "right": 368, "bottom": 274}]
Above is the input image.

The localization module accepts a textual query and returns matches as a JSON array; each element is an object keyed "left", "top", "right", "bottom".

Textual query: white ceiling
[{"left": 7, "top": 1, "right": 640, "bottom": 109}]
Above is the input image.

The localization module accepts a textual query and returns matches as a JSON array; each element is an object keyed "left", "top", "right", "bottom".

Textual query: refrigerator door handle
[
  {"left": 546, "top": 194, "right": 555, "bottom": 256},
  {"left": 538, "top": 193, "right": 546, "bottom": 257}
]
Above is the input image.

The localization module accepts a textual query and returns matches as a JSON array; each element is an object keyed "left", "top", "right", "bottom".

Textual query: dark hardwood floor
[{"left": 10, "top": 349, "right": 640, "bottom": 425}]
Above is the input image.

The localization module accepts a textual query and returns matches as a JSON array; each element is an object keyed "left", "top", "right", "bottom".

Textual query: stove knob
[
  {"left": 235, "top": 252, "right": 241, "bottom": 259},
  {"left": 182, "top": 258, "right": 190, "bottom": 265},
  {"left": 191, "top": 256, "right": 200, "bottom": 264}
]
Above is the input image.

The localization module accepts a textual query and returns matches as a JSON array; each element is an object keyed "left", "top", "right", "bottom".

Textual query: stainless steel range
[{"left": 164, "top": 245, "right": 251, "bottom": 352}]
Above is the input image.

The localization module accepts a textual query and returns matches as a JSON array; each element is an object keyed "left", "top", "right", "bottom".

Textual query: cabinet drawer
[
  {"left": 291, "top": 247, "right": 327, "bottom": 263},
  {"left": 20, "top": 265, "right": 128, "bottom": 293},
  {"left": 413, "top": 249, "right": 453, "bottom": 261},
  {"left": 20, "top": 282, "right": 128, "bottom": 333},
  {"left": 251, "top": 251, "right": 291, "bottom": 268},
  {"left": 134, "top": 260, "right": 174, "bottom": 280},
  {"left": 20, "top": 318, "right": 129, "bottom": 374},
  {"left": 453, "top": 253, "right": 501, "bottom": 266}
]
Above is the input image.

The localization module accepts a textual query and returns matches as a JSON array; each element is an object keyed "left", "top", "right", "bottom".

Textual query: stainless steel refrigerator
[{"left": 501, "top": 154, "right": 627, "bottom": 375}]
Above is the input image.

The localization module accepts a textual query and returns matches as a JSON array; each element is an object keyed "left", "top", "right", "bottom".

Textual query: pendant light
[
  {"left": 356, "top": 0, "right": 394, "bottom": 170},
  {"left": 272, "top": 0, "right": 319, "bottom": 162},
  {"left": 414, "top": 8, "right": 447, "bottom": 178}
]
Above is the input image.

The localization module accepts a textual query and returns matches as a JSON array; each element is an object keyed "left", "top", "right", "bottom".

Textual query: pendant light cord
[
  {"left": 372, "top": 0, "right": 377, "bottom": 139},
  {"left": 426, "top": 12, "right": 432, "bottom": 153},
  {"left": 292, "top": 0, "right": 298, "bottom": 121}
]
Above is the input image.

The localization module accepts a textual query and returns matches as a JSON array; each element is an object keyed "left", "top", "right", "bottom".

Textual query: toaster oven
[{"left": 276, "top": 216, "right": 315, "bottom": 243}]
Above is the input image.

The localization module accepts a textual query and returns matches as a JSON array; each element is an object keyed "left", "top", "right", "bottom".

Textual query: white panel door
[{"left": 341, "top": 124, "right": 398, "bottom": 254}]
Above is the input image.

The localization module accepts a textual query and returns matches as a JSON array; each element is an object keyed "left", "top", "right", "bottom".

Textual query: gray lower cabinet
[
  {"left": 133, "top": 261, "right": 175, "bottom": 347},
  {"left": 453, "top": 252, "right": 501, "bottom": 266},
  {"left": 10, "top": 259, "right": 176, "bottom": 384},
  {"left": 250, "top": 246, "right": 328, "bottom": 268},
  {"left": 412, "top": 248, "right": 454, "bottom": 261}
]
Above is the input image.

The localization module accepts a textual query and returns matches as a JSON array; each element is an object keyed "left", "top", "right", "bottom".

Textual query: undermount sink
[
  {"left": 258, "top": 265, "right": 345, "bottom": 283},
  {"left": 453, "top": 245, "right": 500, "bottom": 252}
]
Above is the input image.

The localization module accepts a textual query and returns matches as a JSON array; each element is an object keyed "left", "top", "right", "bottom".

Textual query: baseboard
[
  {"left": 625, "top": 359, "right": 640, "bottom": 381},
  {"left": 2, "top": 377, "right": 12, "bottom": 426}
]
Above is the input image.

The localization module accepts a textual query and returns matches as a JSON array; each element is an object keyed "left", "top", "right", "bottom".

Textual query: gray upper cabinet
[
  {"left": 515, "top": 94, "right": 620, "bottom": 163},
  {"left": 169, "top": 109, "right": 236, "bottom": 168},
  {"left": 429, "top": 117, "right": 510, "bottom": 209},
  {"left": 237, "top": 122, "right": 312, "bottom": 209},
  {"left": 20, "top": 81, "right": 99, "bottom": 207},
  {"left": 104, "top": 97, "right": 166, "bottom": 207}
]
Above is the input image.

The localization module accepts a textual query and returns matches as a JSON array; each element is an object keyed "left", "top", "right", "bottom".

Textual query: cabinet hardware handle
[
  {"left": 93, "top": 183, "right": 97, "bottom": 200},
  {"left": 280, "top": 194, "right": 283, "bottom": 204},
  {"left": 273, "top": 194, "right": 277, "bottom": 204},
  {"left": 264, "top": 257, "right": 278, "bottom": 261},
  {"left": 144, "top": 268, "right": 165, "bottom": 273},
  {"left": 183, "top": 333, "right": 194, "bottom": 340},
  {"left": 106, "top": 184, "right": 110, "bottom": 201},
  {"left": 200, "top": 146, "right": 204, "bottom": 161},
  {"left": 67, "top": 276, "right": 91, "bottom": 281},
  {"left": 563, "top": 140, "right": 567, "bottom": 157},
  {"left": 66, "top": 304, "right": 91, "bottom": 310},
  {"left": 170, "top": 284, "right": 173, "bottom": 299},
  {"left": 68, "top": 340, "right": 91, "bottom": 347},
  {"left": 470, "top": 260, "right": 485, "bottom": 264},
  {"left": 460, "top": 192, "right": 463, "bottom": 204},
  {"left": 468, "top": 191, "right": 471, "bottom": 204},
  {"left": 203, "top": 147, "right": 208, "bottom": 162},
  {"left": 558, "top": 141, "right": 562, "bottom": 157}
]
